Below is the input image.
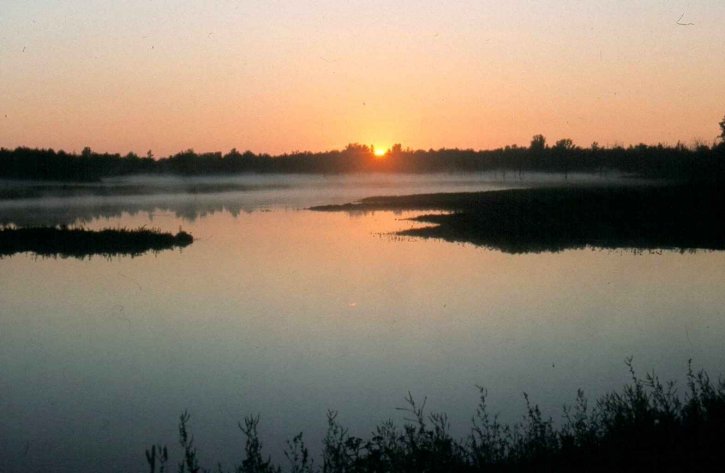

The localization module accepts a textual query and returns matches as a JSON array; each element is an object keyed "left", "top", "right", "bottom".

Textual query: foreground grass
[
  {"left": 0, "top": 225, "right": 193, "bottom": 258},
  {"left": 148, "top": 360, "right": 725, "bottom": 473},
  {"left": 311, "top": 184, "right": 725, "bottom": 253}
]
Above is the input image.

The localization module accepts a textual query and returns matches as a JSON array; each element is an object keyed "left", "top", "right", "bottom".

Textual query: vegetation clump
[
  {"left": 312, "top": 184, "right": 725, "bottom": 253},
  {"left": 0, "top": 225, "right": 193, "bottom": 259},
  {"left": 148, "top": 360, "right": 725, "bottom": 473}
]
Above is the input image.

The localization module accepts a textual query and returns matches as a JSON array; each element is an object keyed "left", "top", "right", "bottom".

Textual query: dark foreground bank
[
  {"left": 148, "top": 361, "right": 725, "bottom": 473},
  {"left": 311, "top": 184, "right": 725, "bottom": 253},
  {"left": 0, "top": 226, "right": 193, "bottom": 258}
]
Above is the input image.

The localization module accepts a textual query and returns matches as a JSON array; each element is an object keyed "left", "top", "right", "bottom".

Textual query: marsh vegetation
[
  {"left": 312, "top": 184, "right": 725, "bottom": 253},
  {"left": 0, "top": 225, "right": 192, "bottom": 258},
  {"left": 148, "top": 362, "right": 725, "bottom": 473}
]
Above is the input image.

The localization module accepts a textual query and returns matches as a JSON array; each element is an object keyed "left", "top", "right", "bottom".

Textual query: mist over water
[
  {"left": 0, "top": 172, "right": 629, "bottom": 227},
  {"left": 1, "top": 173, "right": 722, "bottom": 473}
]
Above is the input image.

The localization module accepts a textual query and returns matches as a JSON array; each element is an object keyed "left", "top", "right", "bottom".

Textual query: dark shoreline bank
[
  {"left": 0, "top": 226, "right": 193, "bottom": 259},
  {"left": 311, "top": 184, "right": 725, "bottom": 253}
]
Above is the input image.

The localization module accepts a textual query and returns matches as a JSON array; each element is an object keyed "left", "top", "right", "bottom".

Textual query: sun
[{"left": 373, "top": 147, "right": 387, "bottom": 158}]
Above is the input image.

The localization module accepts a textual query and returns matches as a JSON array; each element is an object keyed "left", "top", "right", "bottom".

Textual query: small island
[{"left": 0, "top": 226, "right": 193, "bottom": 259}]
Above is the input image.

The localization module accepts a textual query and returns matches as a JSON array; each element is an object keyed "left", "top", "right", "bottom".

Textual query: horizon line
[{"left": 3, "top": 136, "right": 722, "bottom": 159}]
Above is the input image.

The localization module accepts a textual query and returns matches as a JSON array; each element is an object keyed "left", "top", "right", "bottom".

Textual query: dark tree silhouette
[
  {"left": 3, "top": 120, "right": 725, "bottom": 182},
  {"left": 530, "top": 134, "right": 547, "bottom": 152},
  {"left": 553, "top": 138, "right": 575, "bottom": 151}
]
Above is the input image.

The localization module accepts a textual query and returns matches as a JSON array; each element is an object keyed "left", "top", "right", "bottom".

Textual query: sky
[{"left": 1, "top": 0, "right": 724, "bottom": 156}]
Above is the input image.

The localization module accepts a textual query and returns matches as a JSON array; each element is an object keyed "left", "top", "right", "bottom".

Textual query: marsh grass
[
  {"left": 149, "top": 360, "right": 725, "bottom": 473},
  {"left": 312, "top": 184, "right": 725, "bottom": 253},
  {"left": 0, "top": 225, "right": 193, "bottom": 258}
]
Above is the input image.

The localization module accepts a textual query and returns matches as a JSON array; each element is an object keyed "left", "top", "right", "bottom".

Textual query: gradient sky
[{"left": 1, "top": 0, "right": 724, "bottom": 155}]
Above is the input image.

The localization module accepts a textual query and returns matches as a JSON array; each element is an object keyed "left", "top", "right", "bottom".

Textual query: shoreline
[{"left": 311, "top": 184, "right": 725, "bottom": 253}]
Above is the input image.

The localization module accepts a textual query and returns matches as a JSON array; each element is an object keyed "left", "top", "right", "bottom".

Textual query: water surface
[{"left": 1, "top": 174, "right": 724, "bottom": 472}]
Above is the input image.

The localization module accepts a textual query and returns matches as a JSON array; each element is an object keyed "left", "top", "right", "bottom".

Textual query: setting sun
[{"left": 373, "top": 148, "right": 387, "bottom": 158}]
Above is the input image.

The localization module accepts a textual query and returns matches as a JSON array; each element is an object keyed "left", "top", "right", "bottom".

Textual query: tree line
[{"left": 2, "top": 117, "right": 724, "bottom": 182}]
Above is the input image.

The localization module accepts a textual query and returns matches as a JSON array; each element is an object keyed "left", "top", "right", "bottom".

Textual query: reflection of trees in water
[{"left": 0, "top": 198, "right": 259, "bottom": 227}]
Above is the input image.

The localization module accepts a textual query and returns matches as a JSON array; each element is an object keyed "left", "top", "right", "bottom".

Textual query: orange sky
[{"left": 1, "top": 1, "right": 724, "bottom": 156}]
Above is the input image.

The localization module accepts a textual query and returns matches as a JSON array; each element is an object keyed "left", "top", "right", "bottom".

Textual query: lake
[{"left": 2, "top": 173, "right": 725, "bottom": 472}]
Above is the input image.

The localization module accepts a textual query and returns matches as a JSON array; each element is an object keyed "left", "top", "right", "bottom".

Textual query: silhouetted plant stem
[{"left": 147, "top": 361, "right": 725, "bottom": 472}]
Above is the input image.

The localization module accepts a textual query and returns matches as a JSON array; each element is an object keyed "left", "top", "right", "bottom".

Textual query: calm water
[{"left": 2, "top": 174, "right": 725, "bottom": 472}]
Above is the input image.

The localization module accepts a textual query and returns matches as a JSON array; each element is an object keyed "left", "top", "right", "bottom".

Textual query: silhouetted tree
[
  {"left": 344, "top": 143, "right": 371, "bottom": 153},
  {"left": 552, "top": 139, "right": 576, "bottom": 178},
  {"left": 553, "top": 139, "right": 575, "bottom": 151},
  {"left": 2, "top": 138, "right": 724, "bottom": 181},
  {"left": 225, "top": 148, "right": 242, "bottom": 159},
  {"left": 530, "top": 134, "right": 547, "bottom": 152},
  {"left": 716, "top": 115, "right": 725, "bottom": 185}
]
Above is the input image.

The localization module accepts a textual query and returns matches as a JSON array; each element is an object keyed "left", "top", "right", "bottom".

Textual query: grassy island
[{"left": 0, "top": 226, "right": 193, "bottom": 258}]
